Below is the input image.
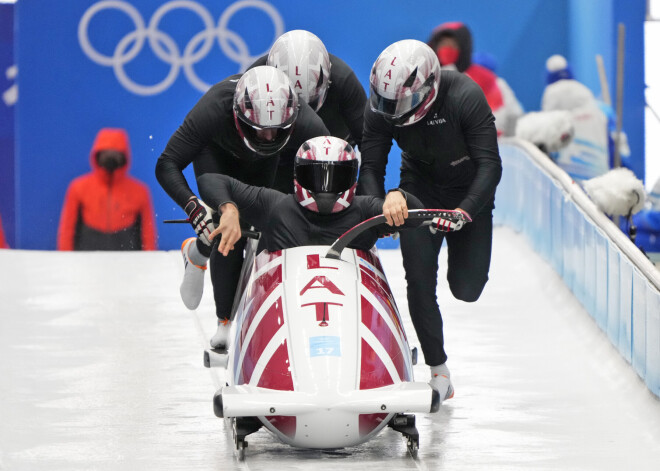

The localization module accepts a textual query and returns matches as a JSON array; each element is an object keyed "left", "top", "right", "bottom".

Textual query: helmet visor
[
  {"left": 369, "top": 76, "right": 434, "bottom": 120},
  {"left": 295, "top": 159, "right": 358, "bottom": 194},
  {"left": 235, "top": 108, "right": 297, "bottom": 156}
]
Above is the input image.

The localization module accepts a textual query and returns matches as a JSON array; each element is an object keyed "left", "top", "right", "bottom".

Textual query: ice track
[{"left": 1, "top": 226, "right": 660, "bottom": 470}]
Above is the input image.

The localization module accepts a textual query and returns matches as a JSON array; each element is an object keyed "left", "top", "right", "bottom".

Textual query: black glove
[
  {"left": 184, "top": 197, "right": 214, "bottom": 246},
  {"left": 429, "top": 210, "right": 471, "bottom": 234}
]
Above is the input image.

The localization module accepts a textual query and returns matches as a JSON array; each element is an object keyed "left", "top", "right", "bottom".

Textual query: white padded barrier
[{"left": 494, "top": 138, "right": 660, "bottom": 397}]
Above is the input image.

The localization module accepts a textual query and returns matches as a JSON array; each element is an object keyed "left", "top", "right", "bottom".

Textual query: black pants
[
  {"left": 192, "top": 148, "right": 290, "bottom": 319},
  {"left": 399, "top": 182, "right": 494, "bottom": 366}
]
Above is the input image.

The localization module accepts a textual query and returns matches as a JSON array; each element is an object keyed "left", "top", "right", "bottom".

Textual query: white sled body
[{"left": 214, "top": 244, "right": 437, "bottom": 449}]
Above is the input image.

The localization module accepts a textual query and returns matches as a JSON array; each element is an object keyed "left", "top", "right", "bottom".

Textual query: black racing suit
[
  {"left": 249, "top": 53, "right": 367, "bottom": 149},
  {"left": 197, "top": 174, "right": 424, "bottom": 254},
  {"left": 357, "top": 70, "right": 503, "bottom": 367},
  {"left": 155, "top": 74, "right": 329, "bottom": 319}
]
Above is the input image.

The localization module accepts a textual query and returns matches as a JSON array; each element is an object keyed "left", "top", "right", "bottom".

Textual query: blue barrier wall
[
  {"left": 14, "top": 0, "right": 570, "bottom": 250},
  {"left": 0, "top": 2, "right": 15, "bottom": 248},
  {"left": 495, "top": 139, "right": 660, "bottom": 398}
]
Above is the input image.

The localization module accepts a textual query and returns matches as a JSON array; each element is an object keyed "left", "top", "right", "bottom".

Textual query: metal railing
[{"left": 495, "top": 137, "right": 660, "bottom": 398}]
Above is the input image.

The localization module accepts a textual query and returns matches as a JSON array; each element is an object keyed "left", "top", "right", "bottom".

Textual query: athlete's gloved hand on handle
[
  {"left": 184, "top": 196, "right": 214, "bottom": 246},
  {"left": 429, "top": 209, "right": 471, "bottom": 233}
]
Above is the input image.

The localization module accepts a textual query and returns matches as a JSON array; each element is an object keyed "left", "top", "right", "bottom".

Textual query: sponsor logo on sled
[
  {"left": 309, "top": 336, "right": 341, "bottom": 357},
  {"left": 300, "top": 255, "right": 345, "bottom": 326}
]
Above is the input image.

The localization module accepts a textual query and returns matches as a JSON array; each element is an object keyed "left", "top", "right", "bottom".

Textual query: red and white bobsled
[{"left": 204, "top": 211, "right": 456, "bottom": 457}]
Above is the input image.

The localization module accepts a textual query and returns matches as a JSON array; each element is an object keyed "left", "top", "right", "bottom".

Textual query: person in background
[
  {"left": 155, "top": 66, "right": 328, "bottom": 350},
  {"left": 358, "top": 39, "right": 502, "bottom": 403},
  {"left": 57, "top": 128, "right": 157, "bottom": 251},
  {"left": 248, "top": 29, "right": 367, "bottom": 192},
  {"left": 427, "top": 22, "right": 522, "bottom": 136},
  {"left": 537, "top": 54, "right": 630, "bottom": 181}
]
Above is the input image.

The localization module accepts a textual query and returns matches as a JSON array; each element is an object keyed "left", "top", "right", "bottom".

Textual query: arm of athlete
[
  {"left": 356, "top": 103, "right": 394, "bottom": 198},
  {"left": 198, "top": 173, "right": 286, "bottom": 256},
  {"left": 332, "top": 55, "right": 368, "bottom": 149},
  {"left": 455, "top": 79, "right": 503, "bottom": 218},
  {"left": 155, "top": 84, "right": 228, "bottom": 208}
]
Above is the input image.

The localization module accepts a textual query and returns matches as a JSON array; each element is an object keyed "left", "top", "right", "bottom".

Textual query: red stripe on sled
[
  {"left": 235, "top": 264, "right": 283, "bottom": 379},
  {"left": 238, "top": 300, "right": 285, "bottom": 385},
  {"left": 357, "top": 250, "right": 407, "bottom": 344},
  {"left": 359, "top": 337, "right": 394, "bottom": 389},
  {"left": 359, "top": 413, "right": 388, "bottom": 437},
  {"left": 361, "top": 296, "right": 407, "bottom": 382},
  {"left": 257, "top": 339, "right": 293, "bottom": 391},
  {"left": 356, "top": 249, "right": 386, "bottom": 275},
  {"left": 267, "top": 415, "right": 296, "bottom": 439},
  {"left": 359, "top": 266, "right": 405, "bottom": 341}
]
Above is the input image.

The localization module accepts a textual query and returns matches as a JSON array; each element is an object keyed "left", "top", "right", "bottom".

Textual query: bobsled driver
[
  {"left": 156, "top": 66, "right": 329, "bottom": 348},
  {"left": 198, "top": 136, "right": 424, "bottom": 259}
]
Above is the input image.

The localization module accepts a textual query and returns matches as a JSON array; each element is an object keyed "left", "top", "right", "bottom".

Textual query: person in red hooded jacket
[
  {"left": 427, "top": 22, "right": 522, "bottom": 136},
  {"left": 57, "top": 128, "right": 157, "bottom": 251}
]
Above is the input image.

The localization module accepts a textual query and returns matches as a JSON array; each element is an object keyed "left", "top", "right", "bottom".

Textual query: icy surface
[{"left": 1, "top": 226, "right": 660, "bottom": 470}]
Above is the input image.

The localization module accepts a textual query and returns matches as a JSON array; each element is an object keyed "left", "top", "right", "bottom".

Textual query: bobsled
[{"left": 204, "top": 210, "right": 457, "bottom": 458}]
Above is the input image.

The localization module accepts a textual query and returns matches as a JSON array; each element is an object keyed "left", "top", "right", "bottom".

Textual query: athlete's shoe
[
  {"left": 210, "top": 318, "right": 231, "bottom": 350},
  {"left": 429, "top": 364, "right": 455, "bottom": 403},
  {"left": 180, "top": 238, "right": 207, "bottom": 310}
]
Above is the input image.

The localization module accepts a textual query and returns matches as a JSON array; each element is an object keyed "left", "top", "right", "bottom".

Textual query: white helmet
[
  {"left": 370, "top": 39, "right": 441, "bottom": 126},
  {"left": 233, "top": 65, "right": 299, "bottom": 156},
  {"left": 294, "top": 136, "right": 359, "bottom": 215},
  {"left": 267, "top": 30, "right": 331, "bottom": 112}
]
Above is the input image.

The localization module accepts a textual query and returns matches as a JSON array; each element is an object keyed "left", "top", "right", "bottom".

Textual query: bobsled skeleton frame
[{"left": 203, "top": 210, "right": 461, "bottom": 459}]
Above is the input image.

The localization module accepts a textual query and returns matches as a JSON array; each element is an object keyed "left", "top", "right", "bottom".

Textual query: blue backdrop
[
  {"left": 15, "top": 0, "right": 579, "bottom": 249},
  {"left": 0, "top": 3, "right": 15, "bottom": 248}
]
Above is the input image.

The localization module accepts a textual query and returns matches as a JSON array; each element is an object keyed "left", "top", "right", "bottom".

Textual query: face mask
[
  {"left": 437, "top": 46, "right": 460, "bottom": 66},
  {"left": 97, "top": 152, "right": 126, "bottom": 172}
]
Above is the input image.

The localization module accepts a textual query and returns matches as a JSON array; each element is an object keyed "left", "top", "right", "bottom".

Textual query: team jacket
[
  {"left": 57, "top": 129, "right": 157, "bottom": 251},
  {"left": 155, "top": 74, "right": 329, "bottom": 209},
  {"left": 249, "top": 53, "right": 367, "bottom": 148},
  {"left": 357, "top": 70, "right": 502, "bottom": 218},
  {"left": 198, "top": 174, "right": 424, "bottom": 253}
]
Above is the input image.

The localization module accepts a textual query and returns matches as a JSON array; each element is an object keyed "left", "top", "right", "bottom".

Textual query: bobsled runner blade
[{"left": 388, "top": 413, "right": 419, "bottom": 456}]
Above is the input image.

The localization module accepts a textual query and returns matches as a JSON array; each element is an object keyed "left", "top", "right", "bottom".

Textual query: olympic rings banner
[
  {"left": 78, "top": 0, "right": 285, "bottom": 96},
  {"left": 15, "top": 0, "right": 569, "bottom": 250}
]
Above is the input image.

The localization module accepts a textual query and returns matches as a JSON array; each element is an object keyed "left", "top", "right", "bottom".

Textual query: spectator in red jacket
[
  {"left": 427, "top": 22, "right": 523, "bottom": 136},
  {"left": 427, "top": 23, "right": 502, "bottom": 107},
  {"left": 57, "top": 128, "right": 157, "bottom": 251}
]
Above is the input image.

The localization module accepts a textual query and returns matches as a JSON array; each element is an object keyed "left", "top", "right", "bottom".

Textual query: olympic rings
[{"left": 78, "top": 0, "right": 285, "bottom": 95}]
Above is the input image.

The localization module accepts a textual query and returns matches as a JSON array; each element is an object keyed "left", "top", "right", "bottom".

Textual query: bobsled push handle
[
  {"left": 325, "top": 209, "right": 460, "bottom": 260},
  {"left": 162, "top": 219, "right": 260, "bottom": 240}
]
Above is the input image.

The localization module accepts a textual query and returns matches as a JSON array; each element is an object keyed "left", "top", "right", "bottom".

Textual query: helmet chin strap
[{"left": 312, "top": 192, "right": 340, "bottom": 215}]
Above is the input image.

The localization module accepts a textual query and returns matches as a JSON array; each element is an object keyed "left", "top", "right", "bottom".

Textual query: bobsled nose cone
[{"left": 213, "top": 389, "right": 224, "bottom": 418}]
